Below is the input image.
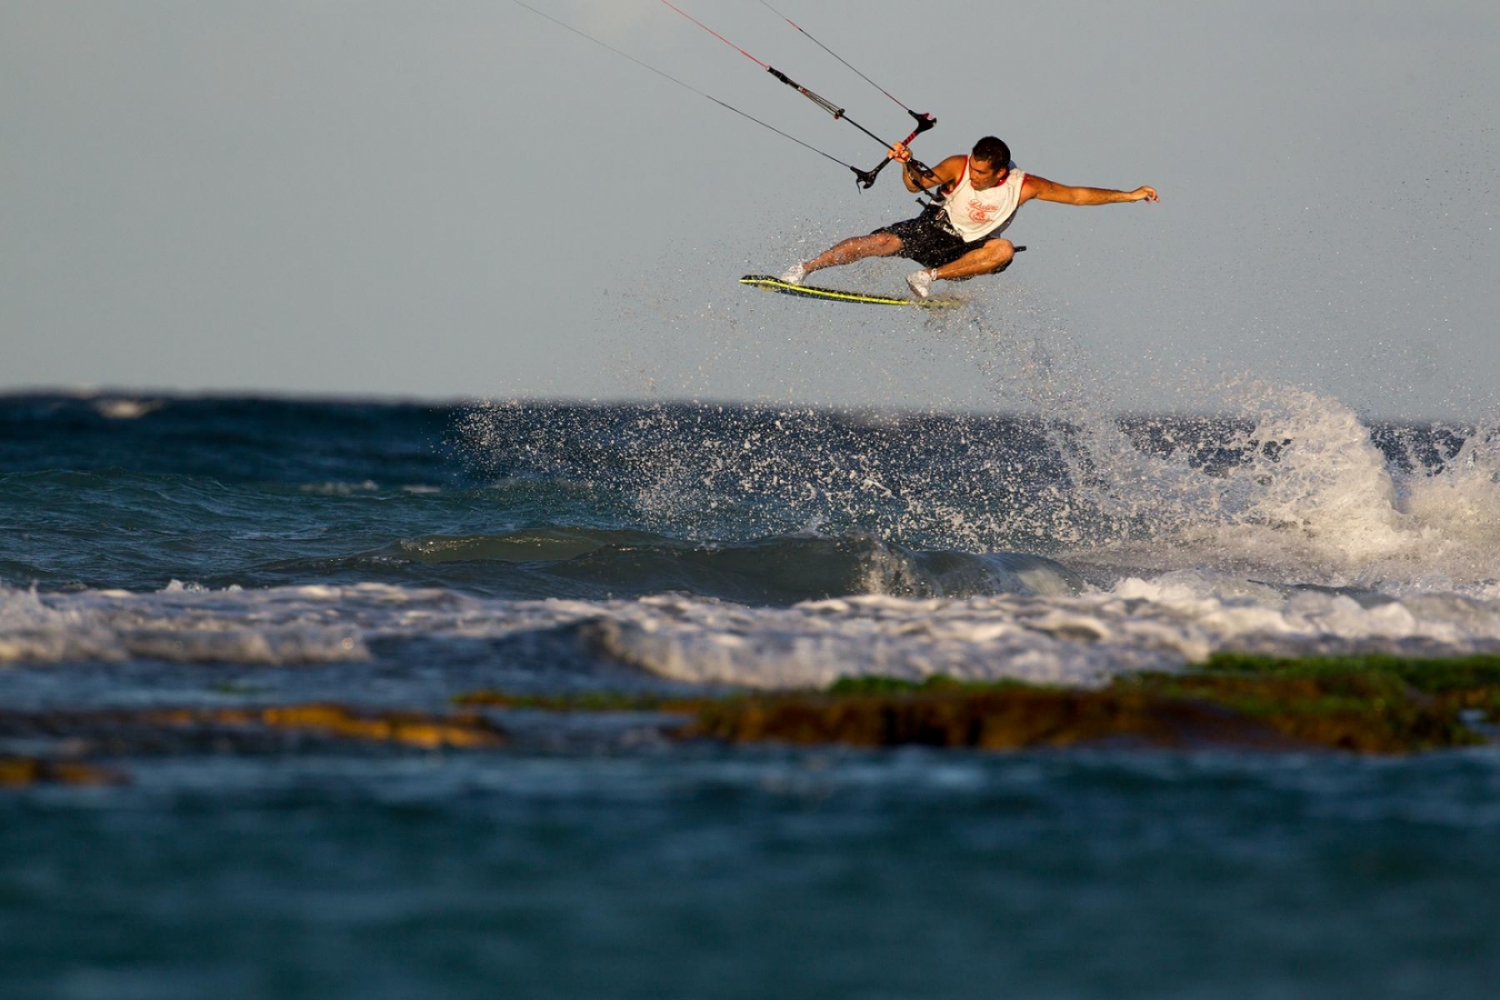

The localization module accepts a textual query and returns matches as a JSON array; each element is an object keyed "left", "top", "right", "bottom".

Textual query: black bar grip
[
  {"left": 855, "top": 114, "right": 937, "bottom": 190},
  {"left": 908, "top": 111, "right": 936, "bottom": 134}
]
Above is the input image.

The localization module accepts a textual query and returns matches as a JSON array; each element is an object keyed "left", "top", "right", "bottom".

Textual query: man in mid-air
[{"left": 781, "top": 136, "right": 1158, "bottom": 299}]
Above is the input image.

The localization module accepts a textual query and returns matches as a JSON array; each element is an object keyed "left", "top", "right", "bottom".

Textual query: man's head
[{"left": 970, "top": 136, "right": 1012, "bottom": 190}]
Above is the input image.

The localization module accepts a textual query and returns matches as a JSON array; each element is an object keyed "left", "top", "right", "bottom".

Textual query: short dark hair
[{"left": 972, "top": 136, "right": 1011, "bottom": 168}]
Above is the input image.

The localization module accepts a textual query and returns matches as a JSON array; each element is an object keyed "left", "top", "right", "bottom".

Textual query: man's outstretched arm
[{"left": 1022, "top": 175, "right": 1159, "bottom": 205}]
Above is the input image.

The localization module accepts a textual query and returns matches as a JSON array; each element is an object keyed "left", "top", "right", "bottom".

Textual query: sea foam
[{"left": 6, "top": 579, "right": 1500, "bottom": 689}]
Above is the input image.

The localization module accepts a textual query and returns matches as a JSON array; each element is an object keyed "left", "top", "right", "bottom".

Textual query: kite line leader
[{"left": 656, "top": 1, "right": 941, "bottom": 193}]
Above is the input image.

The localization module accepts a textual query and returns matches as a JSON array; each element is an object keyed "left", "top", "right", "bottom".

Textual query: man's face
[{"left": 970, "top": 157, "right": 1010, "bottom": 190}]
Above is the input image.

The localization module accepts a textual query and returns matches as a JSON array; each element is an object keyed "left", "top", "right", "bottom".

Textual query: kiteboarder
[{"left": 781, "top": 136, "right": 1159, "bottom": 298}]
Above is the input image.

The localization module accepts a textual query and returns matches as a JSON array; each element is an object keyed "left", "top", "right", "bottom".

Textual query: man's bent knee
[{"left": 979, "top": 238, "right": 1015, "bottom": 272}]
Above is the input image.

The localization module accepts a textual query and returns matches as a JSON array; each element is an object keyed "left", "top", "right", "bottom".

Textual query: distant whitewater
[{"left": 2, "top": 392, "right": 1499, "bottom": 695}]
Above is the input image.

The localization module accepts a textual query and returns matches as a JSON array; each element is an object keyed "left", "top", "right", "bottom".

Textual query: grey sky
[{"left": 3, "top": 1, "right": 1496, "bottom": 417}]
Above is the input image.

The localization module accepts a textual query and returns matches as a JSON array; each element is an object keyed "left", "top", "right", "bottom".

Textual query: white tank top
[{"left": 943, "top": 158, "right": 1026, "bottom": 242}]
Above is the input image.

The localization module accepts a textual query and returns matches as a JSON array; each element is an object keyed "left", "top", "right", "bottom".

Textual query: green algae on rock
[{"left": 1120, "top": 672, "right": 1476, "bottom": 753}]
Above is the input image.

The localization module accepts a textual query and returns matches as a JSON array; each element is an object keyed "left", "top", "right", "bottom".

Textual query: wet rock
[
  {"left": 680, "top": 687, "right": 1302, "bottom": 752},
  {"left": 455, "top": 689, "right": 701, "bottom": 713},
  {"left": 180, "top": 705, "right": 508, "bottom": 750},
  {"left": 0, "top": 704, "right": 508, "bottom": 757},
  {"left": 682, "top": 657, "right": 1495, "bottom": 754},
  {"left": 0, "top": 756, "right": 127, "bottom": 788}
]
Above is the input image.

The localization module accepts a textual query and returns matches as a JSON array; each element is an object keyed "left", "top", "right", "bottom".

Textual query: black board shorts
[{"left": 875, "top": 207, "right": 1002, "bottom": 269}]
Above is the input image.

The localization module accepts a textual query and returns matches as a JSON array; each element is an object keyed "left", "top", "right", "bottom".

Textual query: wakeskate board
[{"left": 739, "top": 275, "right": 962, "bottom": 309}]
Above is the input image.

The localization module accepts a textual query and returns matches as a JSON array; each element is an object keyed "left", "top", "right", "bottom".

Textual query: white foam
[
  {"left": 91, "top": 398, "right": 163, "bottom": 420},
  {"left": 6, "top": 576, "right": 1499, "bottom": 687},
  {"left": 1064, "top": 385, "right": 1500, "bottom": 594},
  {"left": 298, "top": 481, "right": 381, "bottom": 495},
  {"left": 0, "top": 584, "right": 369, "bottom": 666},
  {"left": 539, "top": 579, "right": 1500, "bottom": 687}
]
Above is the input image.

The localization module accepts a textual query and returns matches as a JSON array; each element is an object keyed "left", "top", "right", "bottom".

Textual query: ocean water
[{"left": 4, "top": 390, "right": 1500, "bottom": 997}]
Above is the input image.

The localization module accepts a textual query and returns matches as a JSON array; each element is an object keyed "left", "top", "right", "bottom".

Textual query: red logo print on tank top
[{"left": 966, "top": 197, "right": 1001, "bottom": 224}]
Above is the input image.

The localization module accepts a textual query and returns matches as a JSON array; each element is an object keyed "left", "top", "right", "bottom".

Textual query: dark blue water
[
  {"left": 6, "top": 749, "right": 1500, "bottom": 999},
  {"left": 2, "top": 395, "right": 1082, "bottom": 599},
  {"left": 4, "top": 393, "right": 1500, "bottom": 997}
]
